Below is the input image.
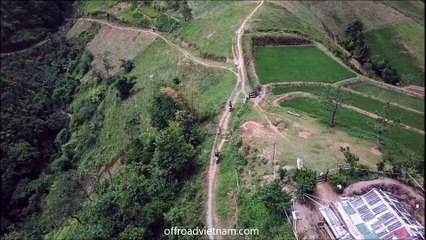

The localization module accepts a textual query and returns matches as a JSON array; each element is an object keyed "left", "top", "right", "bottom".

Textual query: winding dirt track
[
  {"left": 0, "top": 39, "right": 50, "bottom": 57},
  {"left": 205, "top": 1, "right": 263, "bottom": 238}
]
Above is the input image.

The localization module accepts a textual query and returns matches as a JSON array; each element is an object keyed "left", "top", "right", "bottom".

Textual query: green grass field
[
  {"left": 348, "top": 82, "right": 424, "bottom": 112},
  {"left": 80, "top": 0, "right": 119, "bottom": 15},
  {"left": 272, "top": 86, "right": 424, "bottom": 130},
  {"left": 365, "top": 22, "right": 425, "bottom": 86},
  {"left": 380, "top": 0, "right": 425, "bottom": 26},
  {"left": 255, "top": 46, "right": 356, "bottom": 84},
  {"left": 280, "top": 97, "right": 424, "bottom": 155},
  {"left": 176, "top": 3, "right": 256, "bottom": 57}
]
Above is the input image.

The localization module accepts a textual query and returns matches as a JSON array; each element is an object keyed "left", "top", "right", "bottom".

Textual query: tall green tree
[
  {"left": 320, "top": 86, "right": 346, "bottom": 127},
  {"left": 340, "top": 146, "right": 359, "bottom": 175},
  {"left": 151, "top": 122, "right": 196, "bottom": 187},
  {"left": 368, "top": 102, "right": 400, "bottom": 151}
]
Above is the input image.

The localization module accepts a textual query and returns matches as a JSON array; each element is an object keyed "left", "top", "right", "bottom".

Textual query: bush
[
  {"left": 355, "top": 163, "right": 370, "bottom": 178},
  {"left": 328, "top": 172, "right": 347, "bottom": 193},
  {"left": 120, "top": 59, "right": 134, "bottom": 73},
  {"left": 115, "top": 76, "right": 136, "bottom": 100},
  {"left": 291, "top": 168, "right": 317, "bottom": 198}
]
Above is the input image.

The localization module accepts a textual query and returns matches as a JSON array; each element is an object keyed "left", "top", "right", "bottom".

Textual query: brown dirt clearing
[
  {"left": 241, "top": 121, "right": 266, "bottom": 136},
  {"left": 82, "top": 24, "right": 158, "bottom": 81},
  {"left": 298, "top": 130, "right": 312, "bottom": 139},
  {"left": 370, "top": 147, "right": 382, "bottom": 156}
]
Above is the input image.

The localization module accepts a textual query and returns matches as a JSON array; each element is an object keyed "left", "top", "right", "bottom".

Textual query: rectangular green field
[
  {"left": 272, "top": 86, "right": 425, "bottom": 130},
  {"left": 280, "top": 97, "right": 424, "bottom": 155},
  {"left": 365, "top": 22, "right": 425, "bottom": 86},
  {"left": 255, "top": 46, "right": 356, "bottom": 84},
  {"left": 348, "top": 82, "right": 424, "bottom": 112}
]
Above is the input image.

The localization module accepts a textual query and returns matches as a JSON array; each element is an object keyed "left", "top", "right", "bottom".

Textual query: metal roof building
[{"left": 319, "top": 188, "right": 424, "bottom": 240}]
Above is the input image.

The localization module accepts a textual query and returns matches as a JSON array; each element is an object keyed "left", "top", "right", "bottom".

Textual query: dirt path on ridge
[{"left": 206, "top": 1, "right": 264, "bottom": 239}]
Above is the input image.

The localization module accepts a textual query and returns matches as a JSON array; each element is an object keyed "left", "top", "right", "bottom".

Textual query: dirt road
[
  {"left": 0, "top": 39, "right": 50, "bottom": 57},
  {"left": 205, "top": 1, "right": 264, "bottom": 239}
]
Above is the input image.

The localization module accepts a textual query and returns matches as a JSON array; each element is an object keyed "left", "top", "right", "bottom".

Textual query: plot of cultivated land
[
  {"left": 82, "top": 24, "right": 158, "bottom": 81},
  {"left": 279, "top": 97, "right": 424, "bottom": 155},
  {"left": 235, "top": 106, "right": 382, "bottom": 176},
  {"left": 188, "top": 0, "right": 252, "bottom": 19},
  {"left": 365, "top": 22, "right": 425, "bottom": 86},
  {"left": 273, "top": 85, "right": 425, "bottom": 130},
  {"left": 306, "top": 1, "right": 409, "bottom": 36},
  {"left": 255, "top": 46, "right": 355, "bottom": 84},
  {"left": 380, "top": 0, "right": 425, "bottom": 26},
  {"left": 176, "top": 2, "right": 256, "bottom": 57},
  {"left": 66, "top": 19, "right": 95, "bottom": 39},
  {"left": 348, "top": 82, "right": 424, "bottom": 112},
  {"left": 251, "top": 2, "right": 325, "bottom": 40}
]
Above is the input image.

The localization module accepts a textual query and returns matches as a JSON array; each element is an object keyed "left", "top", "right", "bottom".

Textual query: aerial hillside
[{"left": 1, "top": 1, "right": 424, "bottom": 239}]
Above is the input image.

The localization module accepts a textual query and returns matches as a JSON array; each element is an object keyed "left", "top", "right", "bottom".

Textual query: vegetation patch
[
  {"left": 255, "top": 45, "right": 355, "bottom": 84},
  {"left": 306, "top": 1, "right": 409, "bottom": 37},
  {"left": 365, "top": 22, "right": 425, "bottom": 86},
  {"left": 348, "top": 82, "right": 424, "bottom": 112},
  {"left": 273, "top": 85, "right": 425, "bottom": 130},
  {"left": 279, "top": 97, "right": 424, "bottom": 155}
]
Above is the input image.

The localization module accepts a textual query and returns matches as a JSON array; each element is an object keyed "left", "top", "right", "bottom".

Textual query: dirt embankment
[{"left": 173, "top": 35, "right": 227, "bottom": 62}]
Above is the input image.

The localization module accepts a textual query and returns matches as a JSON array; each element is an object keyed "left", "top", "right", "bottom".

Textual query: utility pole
[{"left": 272, "top": 136, "right": 277, "bottom": 180}]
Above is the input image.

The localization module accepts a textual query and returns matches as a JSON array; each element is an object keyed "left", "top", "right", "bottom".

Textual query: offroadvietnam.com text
[{"left": 164, "top": 227, "right": 259, "bottom": 236}]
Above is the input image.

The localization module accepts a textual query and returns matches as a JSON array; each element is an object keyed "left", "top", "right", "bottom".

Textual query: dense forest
[
  {"left": 0, "top": 27, "right": 97, "bottom": 234},
  {"left": 0, "top": 0, "right": 73, "bottom": 53}
]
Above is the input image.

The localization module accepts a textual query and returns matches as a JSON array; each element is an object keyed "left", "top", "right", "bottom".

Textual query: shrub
[
  {"left": 115, "top": 76, "right": 136, "bottom": 100},
  {"left": 355, "top": 163, "right": 370, "bottom": 178},
  {"left": 291, "top": 168, "right": 317, "bottom": 198},
  {"left": 120, "top": 59, "right": 134, "bottom": 73},
  {"left": 328, "top": 172, "right": 347, "bottom": 193}
]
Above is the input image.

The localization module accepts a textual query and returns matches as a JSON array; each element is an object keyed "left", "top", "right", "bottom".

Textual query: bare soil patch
[
  {"left": 316, "top": 182, "right": 340, "bottom": 202},
  {"left": 344, "top": 178, "right": 425, "bottom": 226},
  {"left": 241, "top": 121, "right": 266, "bottom": 136},
  {"left": 405, "top": 85, "right": 425, "bottom": 95},
  {"left": 370, "top": 147, "right": 382, "bottom": 156},
  {"left": 207, "top": 31, "right": 216, "bottom": 39},
  {"left": 298, "top": 130, "right": 312, "bottom": 139},
  {"left": 82, "top": 24, "right": 158, "bottom": 81}
]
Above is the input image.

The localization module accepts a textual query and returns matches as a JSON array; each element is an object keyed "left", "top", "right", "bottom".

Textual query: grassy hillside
[
  {"left": 255, "top": 46, "right": 355, "bottom": 84},
  {"left": 304, "top": 1, "right": 409, "bottom": 37},
  {"left": 380, "top": 0, "right": 425, "bottom": 26},
  {"left": 176, "top": 2, "right": 256, "bottom": 57},
  {"left": 365, "top": 22, "right": 425, "bottom": 86}
]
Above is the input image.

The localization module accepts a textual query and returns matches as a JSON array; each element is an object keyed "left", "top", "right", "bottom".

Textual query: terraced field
[
  {"left": 272, "top": 85, "right": 424, "bottom": 130},
  {"left": 255, "top": 45, "right": 356, "bottom": 84},
  {"left": 280, "top": 97, "right": 424, "bottom": 155},
  {"left": 348, "top": 82, "right": 424, "bottom": 112}
]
